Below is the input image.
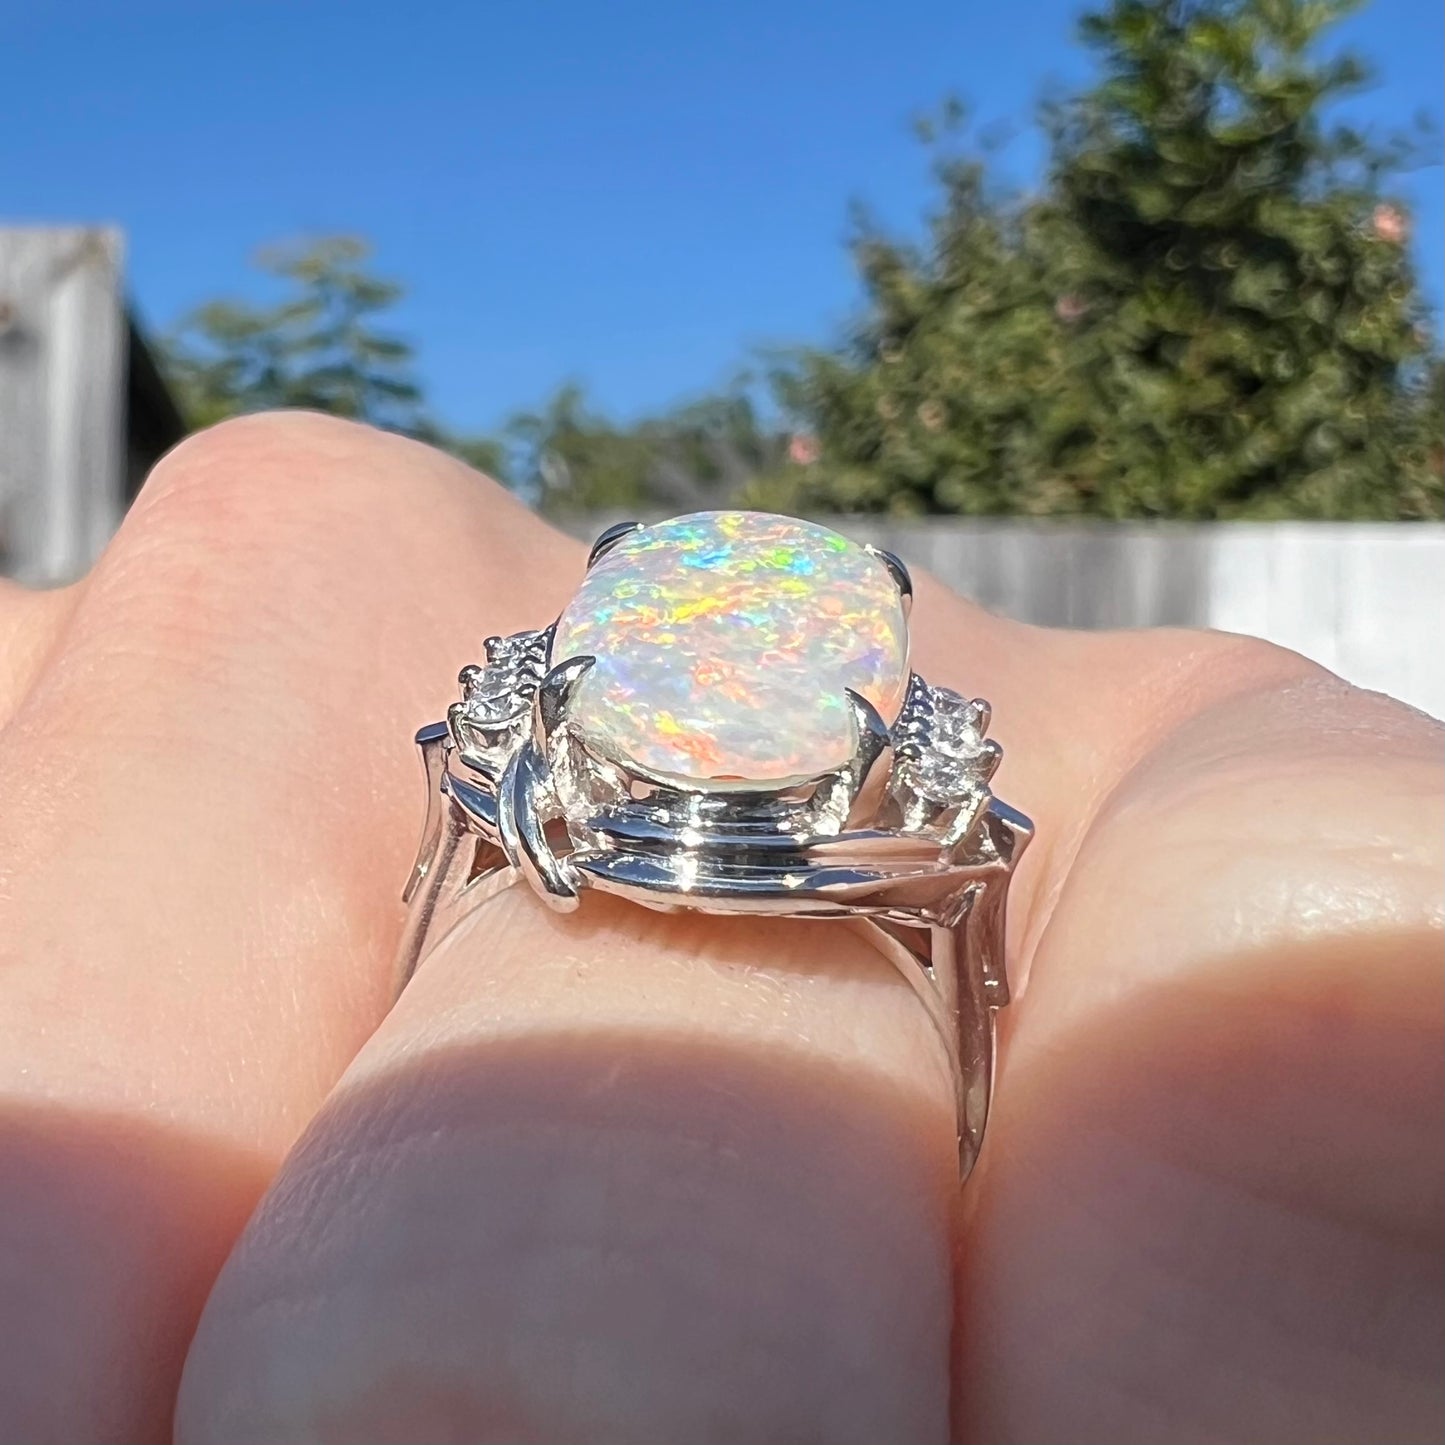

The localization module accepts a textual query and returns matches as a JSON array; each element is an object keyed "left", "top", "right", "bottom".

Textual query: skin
[{"left": 0, "top": 411, "right": 1438, "bottom": 1445}]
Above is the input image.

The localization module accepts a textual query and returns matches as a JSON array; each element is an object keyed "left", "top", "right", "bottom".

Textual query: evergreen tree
[
  {"left": 160, "top": 237, "right": 507, "bottom": 478},
  {"left": 163, "top": 237, "right": 426, "bottom": 432},
  {"left": 778, "top": 0, "right": 1441, "bottom": 519},
  {"left": 507, "top": 383, "right": 786, "bottom": 515}
]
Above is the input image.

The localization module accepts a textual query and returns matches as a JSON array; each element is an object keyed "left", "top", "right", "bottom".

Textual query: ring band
[{"left": 396, "top": 511, "right": 1032, "bottom": 1178}]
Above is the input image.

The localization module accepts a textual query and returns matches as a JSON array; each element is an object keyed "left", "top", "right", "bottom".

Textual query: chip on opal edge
[{"left": 551, "top": 510, "right": 910, "bottom": 784}]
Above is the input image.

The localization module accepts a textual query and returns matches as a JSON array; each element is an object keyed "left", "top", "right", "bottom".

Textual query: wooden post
[{"left": 0, "top": 226, "right": 127, "bottom": 584}]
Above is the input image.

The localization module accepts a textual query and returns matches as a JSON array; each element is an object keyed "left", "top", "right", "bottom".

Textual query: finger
[
  {"left": 172, "top": 560, "right": 1305, "bottom": 1441},
  {"left": 178, "top": 894, "right": 961, "bottom": 1444},
  {"left": 956, "top": 664, "right": 1445, "bottom": 1442},
  {"left": 0, "top": 576, "right": 78, "bottom": 727},
  {"left": 0, "top": 413, "right": 577, "bottom": 1443},
  {"left": 904, "top": 569, "right": 1319, "bottom": 979}
]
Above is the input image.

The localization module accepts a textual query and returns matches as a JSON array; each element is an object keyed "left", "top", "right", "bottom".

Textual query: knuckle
[
  {"left": 1203, "top": 629, "right": 1322, "bottom": 682},
  {"left": 75, "top": 409, "right": 565, "bottom": 678},
  {"left": 116, "top": 409, "right": 514, "bottom": 595},
  {"left": 79, "top": 413, "right": 451, "bottom": 661},
  {"left": 1151, "top": 626, "right": 1331, "bottom": 706},
  {"left": 136, "top": 410, "right": 410, "bottom": 543}
]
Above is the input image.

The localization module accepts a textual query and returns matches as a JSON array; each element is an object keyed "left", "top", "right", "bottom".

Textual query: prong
[
  {"left": 497, "top": 743, "right": 580, "bottom": 911},
  {"left": 842, "top": 688, "right": 895, "bottom": 828},
  {"left": 975, "top": 737, "right": 1003, "bottom": 782},
  {"left": 458, "top": 663, "right": 486, "bottom": 691},
  {"left": 866, "top": 545, "right": 913, "bottom": 617},
  {"left": 939, "top": 789, "right": 991, "bottom": 851},
  {"left": 969, "top": 697, "right": 992, "bottom": 736},
  {"left": 588, "top": 520, "right": 643, "bottom": 569},
  {"left": 533, "top": 653, "right": 596, "bottom": 752},
  {"left": 447, "top": 698, "right": 478, "bottom": 752},
  {"left": 448, "top": 699, "right": 490, "bottom": 765}
]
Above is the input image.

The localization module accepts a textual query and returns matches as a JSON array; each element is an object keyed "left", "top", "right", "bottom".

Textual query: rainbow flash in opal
[{"left": 550, "top": 510, "right": 910, "bottom": 783}]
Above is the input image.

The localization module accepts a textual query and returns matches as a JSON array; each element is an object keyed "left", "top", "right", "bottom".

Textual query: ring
[{"left": 397, "top": 510, "right": 1033, "bottom": 1178}]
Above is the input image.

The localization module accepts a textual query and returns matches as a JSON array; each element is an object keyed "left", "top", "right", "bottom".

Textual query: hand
[{"left": 0, "top": 414, "right": 1439, "bottom": 1445}]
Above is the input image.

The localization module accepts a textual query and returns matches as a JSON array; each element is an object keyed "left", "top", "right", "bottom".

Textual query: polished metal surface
[{"left": 398, "top": 516, "right": 1033, "bottom": 1179}]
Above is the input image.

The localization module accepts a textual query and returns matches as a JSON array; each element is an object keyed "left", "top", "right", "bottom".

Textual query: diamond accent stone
[
  {"left": 486, "top": 633, "right": 536, "bottom": 668},
  {"left": 900, "top": 684, "right": 989, "bottom": 804},
  {"left": 461, "top": 670, "right": 526, "bottom": 725},
  {"left": 910, "top": 748, "right": 975, "bottom": 802},
  {"left": 456, "top": 630, "right": 548, "bottom": 730},
  {"left": 551, "top": 511, "right": 909, "bottom": 783},
  {"left": 929, "top": 688, "right": 984, "bottom": 753}
]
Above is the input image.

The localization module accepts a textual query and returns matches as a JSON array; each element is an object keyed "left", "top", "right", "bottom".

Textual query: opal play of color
[{"left": 551, "top": 510, "right": 909, "bottom": 782}]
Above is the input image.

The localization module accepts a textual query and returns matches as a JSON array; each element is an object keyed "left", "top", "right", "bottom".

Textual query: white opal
[{"left": 551, "top": 511, "right": 909, "bottom": 783}]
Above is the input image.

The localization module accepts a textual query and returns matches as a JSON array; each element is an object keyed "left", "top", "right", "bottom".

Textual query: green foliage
[
  {"left": 157, "top": 0, "right": 1441, "bottom": 520},
  {"left": 506, "top": 382, "right": 790, "bottom": 516},
  {"left": 160, "top": 236, "right": 504, "bottom": 469},
  {"left": 777, "top": 0, "right": 1442, "bottom": 519}
]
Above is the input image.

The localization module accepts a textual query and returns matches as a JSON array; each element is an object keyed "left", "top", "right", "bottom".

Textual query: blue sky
[{"left": 4, "top": 0, "right": 1441, "bottom": 433}]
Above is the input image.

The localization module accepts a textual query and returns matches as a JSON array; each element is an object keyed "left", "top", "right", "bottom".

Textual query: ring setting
[{"left": 400, "top": 510, "right": 1032, "bottom": 1177}]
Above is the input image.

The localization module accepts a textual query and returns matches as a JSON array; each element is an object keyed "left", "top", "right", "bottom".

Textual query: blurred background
[{"left": 2, "top": 0, "right": 1441, "bottom": 711}]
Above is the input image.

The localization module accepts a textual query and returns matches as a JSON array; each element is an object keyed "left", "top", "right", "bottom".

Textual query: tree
[
  {"left": 158, "top": 238, "right": 783, "bottom": 508},
  {"left": 163, "top": 237, "right": 421, "bottom": 428},
  {"left": 504, "top": 384, "right": 656, "bottom": 512},
  {"left": 506, "top": 382, "right": 790, "bottom": 516},
  {"left": 776, "top": 0, "right": 1442, "bottom": 519},
  {"left": 160, "top": 236, "right": 506, "bottom": 472}
]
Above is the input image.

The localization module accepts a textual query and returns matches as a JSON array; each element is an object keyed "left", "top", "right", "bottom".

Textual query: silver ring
[{"left": 397, "top": 510, "right": 1032, "bottom": 1179}]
